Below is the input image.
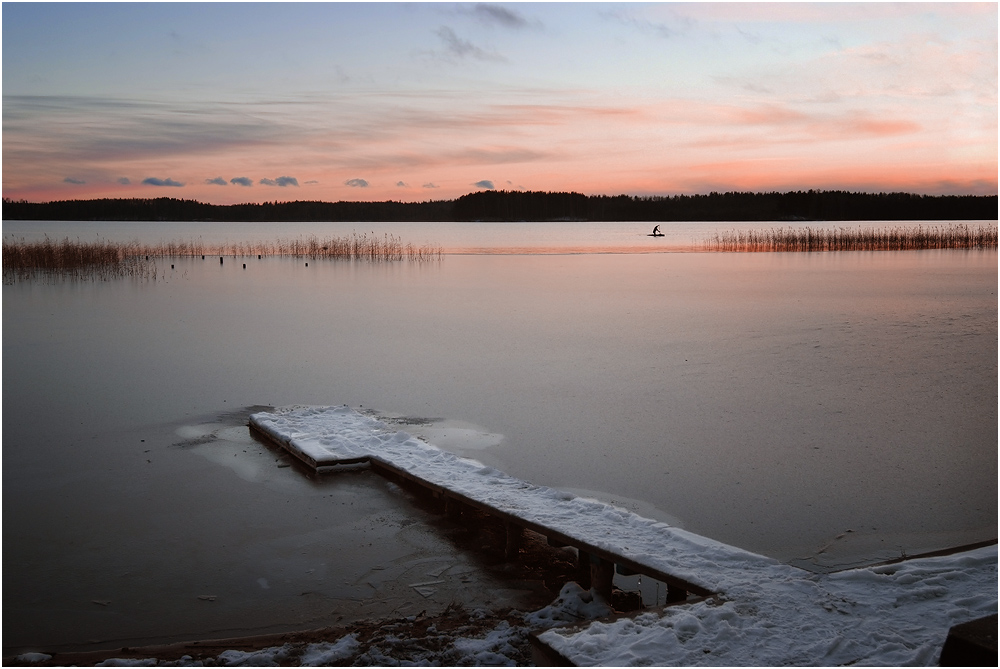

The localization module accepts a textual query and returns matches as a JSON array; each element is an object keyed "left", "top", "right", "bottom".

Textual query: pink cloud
[{"left": 834, "top": 117, "right": 922, "bottom": 137}]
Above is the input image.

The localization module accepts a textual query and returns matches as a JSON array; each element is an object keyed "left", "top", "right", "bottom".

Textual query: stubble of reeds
[
  {"left": 3, "top": 232, "right": 444, "bottom": 283},
  {"left": 2, "top": 236, "right": 159, "bottom": 284},
  {"left": 704, "top": 223, "right": 998, "bottom": 252}
]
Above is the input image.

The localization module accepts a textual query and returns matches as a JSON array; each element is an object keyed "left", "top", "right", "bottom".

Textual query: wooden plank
[
  {"left": 368, "top": 458, "right": 713, "bottom": 598},
  {"left": 248, "top": 422, "right": 369, "bottom": 468},
  {"left": 250, "top": 421, "right": 714, "bottom": 599}
]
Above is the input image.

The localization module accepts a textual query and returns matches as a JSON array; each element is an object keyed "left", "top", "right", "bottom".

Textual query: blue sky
[{"left": 3, "top": 2, "right": 996, "bottom": 203}]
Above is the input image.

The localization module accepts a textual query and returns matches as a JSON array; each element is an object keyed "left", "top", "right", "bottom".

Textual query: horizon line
[{"left": 5, "top": 188, "right": 998, "bottom": 208}]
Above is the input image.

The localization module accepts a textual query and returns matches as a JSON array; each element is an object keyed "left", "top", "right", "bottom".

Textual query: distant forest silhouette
[{"left": 3, "top": 190, "right": 997, "bottom": 222}]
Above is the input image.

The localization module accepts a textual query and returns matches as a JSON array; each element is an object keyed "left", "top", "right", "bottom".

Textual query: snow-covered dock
[
  {"left": 248, "top": 405, "right": 998, "bottom": 667},
  {"left": 248, "top": 405, "right": 723, "bottom": 601}
]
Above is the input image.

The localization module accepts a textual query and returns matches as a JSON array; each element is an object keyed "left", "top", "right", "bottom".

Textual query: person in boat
[{"left": 652, "top": 225, "right": 662, "bottom": 236}]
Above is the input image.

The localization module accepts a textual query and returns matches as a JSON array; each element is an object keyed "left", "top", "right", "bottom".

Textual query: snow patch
[
  {"left": 299, "top": 634, "right": 360, "bottom": 666},
  {"left": 15, "top": 653, "right": 52, "bottom": 664},
  {"left": 524, "top": 582, "right": 613, "bottom": 629}
]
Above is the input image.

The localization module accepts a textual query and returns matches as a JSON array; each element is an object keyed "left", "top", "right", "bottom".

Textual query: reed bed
[
  {"left": 139, "top": 232, "right": 442, "bottom": 262},
  {"left": 3, "top": 233, "right": 443, "bottom": 283},
  {"left": 2, "top": 236, "right": 159, "bottom": 283},
  {"left": 705, "top": 223, "right": 998, "bottom": 252}
]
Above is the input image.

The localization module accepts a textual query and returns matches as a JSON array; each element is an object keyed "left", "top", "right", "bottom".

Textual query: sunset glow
[{"left": 3, "top": 2, "right": 997, "bottom": 204}]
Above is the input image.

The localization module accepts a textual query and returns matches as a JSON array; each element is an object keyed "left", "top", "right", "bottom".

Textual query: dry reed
[
  {"left": 2, "top": 236, "right": 158, "bottom": 283},
  {"left": 3, "top": 232, "right": 443, "bottom": 283},
  {"left": 704, "top": 223, "right": 998, "bottom": 252}
]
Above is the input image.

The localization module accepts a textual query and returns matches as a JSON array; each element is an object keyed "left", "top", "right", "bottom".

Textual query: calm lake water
[
  {"left": 4, "top": 219, "right": 997, "bottom": 651},
  {"left": 1, "top": 217, "right": 977, "bottom": 252}
]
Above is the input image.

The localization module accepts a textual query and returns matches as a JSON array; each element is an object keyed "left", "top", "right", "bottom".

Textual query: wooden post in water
[
  {"left": 666, "top": 583, "right": 689, "bottom": 603},
  {"left": 573, "top": 549, "right": 591, "bottom": 589},
  {"left": 589, "top": 554, "right": 615, "bottom": 602},
  {"left": 504, "top": 521, "right": 523, "bottom": 560}
]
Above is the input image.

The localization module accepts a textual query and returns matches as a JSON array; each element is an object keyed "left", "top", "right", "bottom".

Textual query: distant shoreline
[{"left": 3, "top": 189, "right": 997, "bottom": 223}]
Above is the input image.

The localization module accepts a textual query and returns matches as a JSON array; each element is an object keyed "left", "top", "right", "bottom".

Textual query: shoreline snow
[{"left": 538, "top": 545, "right": 996, "bottom": 666}]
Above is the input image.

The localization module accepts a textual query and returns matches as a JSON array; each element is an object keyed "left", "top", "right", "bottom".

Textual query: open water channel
[{"left": 3, "top": 220, "right": 996, "bottom": 653}]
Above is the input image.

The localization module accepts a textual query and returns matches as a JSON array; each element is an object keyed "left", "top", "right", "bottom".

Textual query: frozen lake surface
[{"left": 3, "top": 219, "right": 996, "bottom": 652}]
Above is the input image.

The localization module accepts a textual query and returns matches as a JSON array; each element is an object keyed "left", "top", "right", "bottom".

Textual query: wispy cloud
[
  {"left": 473, "top": 180, "right": 494, "bottom": 189},
  {"left": 423, "top": 183, "right": 439, "bottom": 189},
  {"left": 343, "top": 145, "right": 555, "bottom": 173},
  {"left": 601, "top": 8, "right": 694, "bottom": 39},
  {"left": 454, "top": 147, "right": 548, "bottom": 165},
  {"left": 830, "top": 115, "right": 921, "bottom": 138},
  {"left": 385, "top": 102, "right": 640, "bottom": 135},
  {"left": 260, "top": 176, "right": 299, "bottom": 187},
  {"left": 724, "top": 104, "right": 923, "bottom": 142},
  {"left": 63, "top": 177, "right": 86, "bottom": 184},
  {"left": 435, "top": 26, "right": 505, "bottom": 62},
  {"left": 3, "top": 91, "right": 630, "bottom": 197},
  {"left": 117, "top": 177, "right": 131, "bottom": 185},
  {"left": 205, "top": 176, "right": 227, "bottom": 186},
  {"left": 2, "top": 95, "right": 299, "bottom": 167},
  {"left": 714, "top": 31, "right": 997, "bottom": 111},
  {"left": 469, "top": 4, "right": 533, "bottom": 30},
  {"left": 396, "top": 180, "right": 408, "bottom": 187},
  {"left": 344, "top": 178, "right": 369, "bottom": 187},
  {"left": 143, "top": 177, "right": 184, "bottom": 187}
]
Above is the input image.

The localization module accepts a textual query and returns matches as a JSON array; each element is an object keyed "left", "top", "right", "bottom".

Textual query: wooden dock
[
  {"left": 368, "top": 455, "right": 712, "bottom": 602},
  {"left": 247, "top": 410, "right": 715, "bottom": 605},
  {"left": 130, "top": 405, "right": 991, "bottom": 667}
]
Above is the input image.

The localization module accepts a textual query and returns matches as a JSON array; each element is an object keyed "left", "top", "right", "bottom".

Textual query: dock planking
[{"left": 247, "top": 406, "right": 715, "bottom": 604}]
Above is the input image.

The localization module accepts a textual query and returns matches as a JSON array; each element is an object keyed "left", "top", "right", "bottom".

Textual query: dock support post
[
  {"left": 504, "top": 522, "right": 523, "bottom": 560},
  {"left": 574, "top": 549, "right": 591, "bottom": 589},
  {"left": 589, "top": 554, "right": 615, "bottom": 602},
  {"left": 666, "top": 584, "right": 688, "bottom": 603},
  {"left": 445, "top": 497, "right": 462, "bottom": 520}
]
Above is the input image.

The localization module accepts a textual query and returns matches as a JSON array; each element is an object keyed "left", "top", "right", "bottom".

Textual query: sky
[{"left": 2, "top": 2, "right": 997, "bottom": 204}]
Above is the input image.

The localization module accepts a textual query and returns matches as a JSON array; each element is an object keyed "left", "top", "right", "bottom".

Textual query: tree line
[{"left": 3, "top": 190, "right": 996, "bottom": 222}]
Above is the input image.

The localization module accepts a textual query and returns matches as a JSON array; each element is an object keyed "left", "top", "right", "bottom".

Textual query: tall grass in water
[
  {"left": 204, "top": 232, "right": 443, "bottom": 261},
  {"left": 3, "top": 232, "right": 443, "bottom": 283},
  {"left": 2, "top": 236, "right": 158, "bottom": 283},
  {"left": 705, "top": 223, "right": 998, "bottom": 252}
]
